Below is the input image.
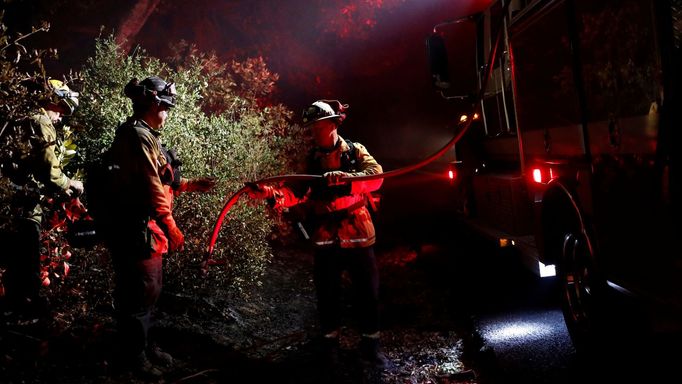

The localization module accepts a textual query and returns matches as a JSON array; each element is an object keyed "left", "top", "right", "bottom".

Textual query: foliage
[
  {"left": 0, "top": 13, "right": 85, "bottom": 290},
  {"left": 317, "top": 0, "right": 407, "bottom": 40},
  {"left": 75, "top": 35, "right": 309, "bottom": 294},
  {"left": 0, "top": 17, "right": 51, "bottom": 187},
  {"left": 578, "top": 1, "right": 658, "bottom": 118},
  {"left": 550, "top": 0, "right": 658, "bottom": 120}
]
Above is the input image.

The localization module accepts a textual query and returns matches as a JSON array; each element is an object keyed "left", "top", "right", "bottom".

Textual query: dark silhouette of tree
[{"left": 115, "top": 0, "right": 162, "bottom": 51}]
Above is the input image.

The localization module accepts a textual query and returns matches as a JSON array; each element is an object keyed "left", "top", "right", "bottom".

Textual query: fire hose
[
  {"left": 202, "top": 118, "right": 472, "bottom": 271},
  {"left": 203, "top": 2, "right": 508, "bottom": 272}
]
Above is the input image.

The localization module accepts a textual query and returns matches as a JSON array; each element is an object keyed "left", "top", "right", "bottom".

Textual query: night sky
[{"left": 4, "top": 0, "right": 491, "bottom": 163}]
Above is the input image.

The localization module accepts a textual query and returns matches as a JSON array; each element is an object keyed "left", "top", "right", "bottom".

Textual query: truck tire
[
  {"left": 557, "top": 229, "right": 607, "bottom": 353},
  {"left": 542, "top": 191, "right": 611, "bottom": 355}
]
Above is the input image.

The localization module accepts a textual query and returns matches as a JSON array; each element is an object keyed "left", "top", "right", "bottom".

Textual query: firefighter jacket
[
  {"left": 270, "top": 136, "right": 383, "bottom": 248},
  {"left": 13, "top": 109, "right": 72, "bottom": 224},
  {"left": 107, "top": 118, "right": 179, "bottom": 254}
]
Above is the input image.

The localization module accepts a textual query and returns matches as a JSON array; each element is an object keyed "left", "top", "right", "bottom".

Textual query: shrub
[
  {"left": 0, "top": 16, "right": 85, "bottom": 293},
  {"left": 74, "top": 35, "right": 309, "bottom": 295}
]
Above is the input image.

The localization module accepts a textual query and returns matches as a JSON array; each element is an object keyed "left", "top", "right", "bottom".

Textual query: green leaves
[
  {"left": 76, "top": 35, "right": 309, "bottom": 294},
  {"left": 57, "top": 126, "right": 78, "bottom": 168}
]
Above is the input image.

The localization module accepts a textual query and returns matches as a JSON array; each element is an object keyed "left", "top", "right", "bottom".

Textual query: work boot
[
  {"left": 23, "top": 295, "right": 50, "bottom": 319},
  {"left": 132, "top": 352, "right": 163, "bottom": 380},
  {"left": 147, "top": 344, "right": 174, "bottom": 367},
  {"left": 359, "top": 336, "right": 390, "bottom": 370},
  {"left": 319, "top": 334, "right": 340, "bottom": 366},
  {"left": 317, "top": 335, "right": 342, "bottom": 383},
  {"left": 3, "top": 295, "right": 50, "bottom": 322}
]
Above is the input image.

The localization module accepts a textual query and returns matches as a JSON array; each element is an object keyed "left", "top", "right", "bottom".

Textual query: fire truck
[{"left": 428, "top": 0, "right": 681, "bottom": 352}]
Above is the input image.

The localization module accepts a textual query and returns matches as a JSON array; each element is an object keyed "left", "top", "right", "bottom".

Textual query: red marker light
[
  {"left": 531, "top": 165, "right": 559, "bottom": 184},
  {"left": 447, "top": 161, "right": 462, "bottom": 184}
]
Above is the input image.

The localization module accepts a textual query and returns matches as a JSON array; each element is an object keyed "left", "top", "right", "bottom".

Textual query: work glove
[
  {"left": 187, "top": 177, "right": 217, "bottom": 193},
  {"left": 324, "top": 171, "right": 350, "bottom": 186},
  {"left": 66, "top": 197, "right": 88, "bottom": 220},
  {"left": 167, "top": 225, "right": 185, "bottom": 252},
  {"left": 245, "top": 182, "right": 274, "bottom": 200},
  {"left": 66, "top": 179, "right": 84, "bottom": 197}
]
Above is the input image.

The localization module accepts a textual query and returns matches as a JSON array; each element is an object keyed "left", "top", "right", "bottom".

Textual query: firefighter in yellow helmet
[
  {"left": 247, "top": 99, "right": 389, "bottom": 369},
  {"left": 3, "top": 78, "right": 83, "bottom": 318}
]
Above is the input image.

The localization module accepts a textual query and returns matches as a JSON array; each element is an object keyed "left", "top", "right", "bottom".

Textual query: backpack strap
[
  {"left": 340, "top": 138, "right": 358, "bottom": 172},
  {"left": 160, "top": 145, "right": 183, "bottom": 190},
  {"left": 307, "top": 138, "right": 359, "bottom": 174}
]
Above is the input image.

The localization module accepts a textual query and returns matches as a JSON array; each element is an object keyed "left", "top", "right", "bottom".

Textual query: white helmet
[{"left": 301, "top": 100, "right": 348, "bottom": 126}]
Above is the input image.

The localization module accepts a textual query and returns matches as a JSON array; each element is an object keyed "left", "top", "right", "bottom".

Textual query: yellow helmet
[{"left": 48, "top": 79, "right": 79, "bottom": 115}]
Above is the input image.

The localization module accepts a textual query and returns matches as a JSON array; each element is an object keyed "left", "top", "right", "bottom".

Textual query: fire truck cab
[{"left": 428, "top": 0, "right": 681, "bottom": 352}]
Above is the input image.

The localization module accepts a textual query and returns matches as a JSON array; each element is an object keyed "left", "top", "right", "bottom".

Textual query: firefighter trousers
[
  {"left": 2, "top": 218, "right": 42, "bottom": 309},
  {"left": 313, "top": 246, "right": 380, "bottom": 336},
  {"left": 110, "top": 247, "right": 163, "bottom": 360}
]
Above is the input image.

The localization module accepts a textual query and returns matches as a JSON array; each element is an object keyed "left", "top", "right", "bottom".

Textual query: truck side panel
[{"left": 510, "top": 0, "right": 679, "bottom": 303}]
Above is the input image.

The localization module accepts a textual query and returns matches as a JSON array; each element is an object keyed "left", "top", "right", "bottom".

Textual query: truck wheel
[
  {"left": 544, "top": 197, "right": 611, "bottom": 355},
  {"left": 558, "top": 226, "right": 650, "bottom": 361},
  {"left": 558, "top": 229, "right": 607, "bottom": 353}
]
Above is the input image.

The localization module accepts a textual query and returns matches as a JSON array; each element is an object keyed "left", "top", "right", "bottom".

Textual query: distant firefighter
[{"left": 2, "top": 79, "right": 83, "bottom": 319}]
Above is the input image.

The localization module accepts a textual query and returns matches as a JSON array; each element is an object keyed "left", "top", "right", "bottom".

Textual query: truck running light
[
  {"left": 446, "top": 161, "right": 461, "bottom": 183},
  {"left": 531, "top": 166, "right": 557, "bottom": 184}
]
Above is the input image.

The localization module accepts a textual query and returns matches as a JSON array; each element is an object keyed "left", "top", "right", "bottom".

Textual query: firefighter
[
  {"left": 2, "top": 79, "right": 83, "bottom": 318},
  {"left": 105, "top": 76, "right": 215, "bottom": 378},
  {"left": 247, "top": 100, "right": 389, "bottom": 368}
]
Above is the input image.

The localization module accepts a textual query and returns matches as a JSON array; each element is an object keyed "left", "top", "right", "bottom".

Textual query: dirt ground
[{"left": 0, "top": 233, "right": 484, "bottom": 384}]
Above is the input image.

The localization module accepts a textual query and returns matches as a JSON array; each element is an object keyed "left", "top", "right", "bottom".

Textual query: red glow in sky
[
  {"left": 129, "top": 0, "right": 490, "bottom": 160},
  {"left": 6, "top": 0, "right": 492, "bottom": 161},
  {"left": 320, "top": 0, "right": 406, "bottom": 39}
]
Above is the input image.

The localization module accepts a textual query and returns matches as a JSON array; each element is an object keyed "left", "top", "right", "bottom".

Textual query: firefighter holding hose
[{"left": 246, "top": 99, "right": 388, "bottom": 368}]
